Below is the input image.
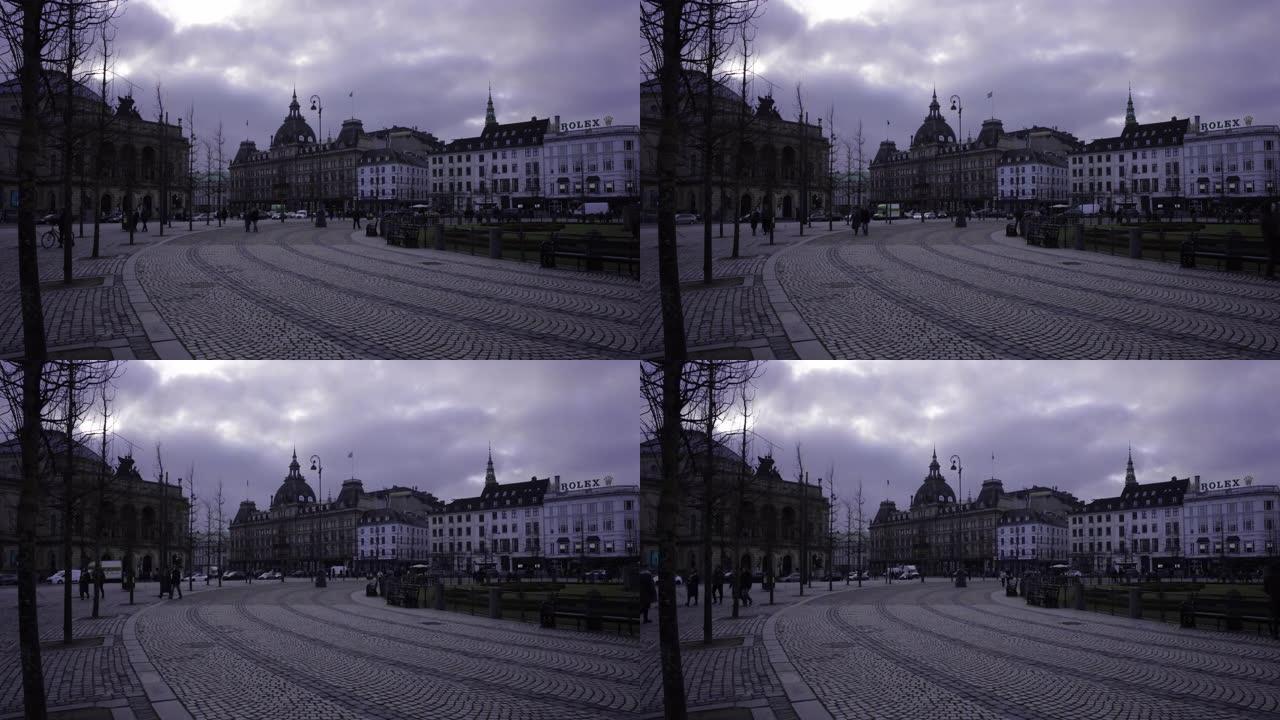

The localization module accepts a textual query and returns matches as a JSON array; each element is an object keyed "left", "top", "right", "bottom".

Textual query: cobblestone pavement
[
  {"left": 2, "top": 220, "right": 640, "bottom": 359},
  {"left": 643, "top": 219, "right": 1280, "bottom": 358},
  {"left": 0, "top": 579, "right": 224, "bottom": 718},
  {"left": 771, "top": 579, "right": 1280, "bottom": 720},
  {"left": 134, "top": 579, "right": 644, "bottom": 719},
  {"left": 0, "top": 222, "right": 220, "bottom": 359}
]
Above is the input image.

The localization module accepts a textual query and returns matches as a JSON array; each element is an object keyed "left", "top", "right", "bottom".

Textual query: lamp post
[
  {"left": 308, "top": 95, "right": 327, "bottom": 227},
  {"left": 310, "top": 454, "right": 323, "bottom": 574},
  {"left": 949, "top": 95, "right": 963, "bottom": 214},
  {"left": 949, "top": 455, "right": 963, "bottom": 576}
]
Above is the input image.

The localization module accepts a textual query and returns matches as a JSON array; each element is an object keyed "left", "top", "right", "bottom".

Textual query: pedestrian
[
  {"left": 243, "top": 209, "right": 251, "bottom": 232},
  {"left": 169, "top": 566, "right": 182, "bottom": 600},
  {"left": 750, "top": 208, "right": 759, "bottom": 237},
  {"left": 860, "top": 206, "right": 871, "bottom": 236},
  {"left": 352, "top": 208, "right": 361, "bottom": 229},
  {"left": 739, "top": 567, "right": 753, "bottom": 607},
  {"left": 251, "top": 208, "right": 260, "bottom": 232},
  {"left": 712, "top": 568, "right": 724, "bottom": 605},
  {"left": 640, "top": 570, "right": 656, "bottom": 623},
  {"left": 78, "top": 566, "right": 90, "bottom": 600},
  {"left": 1265, "top": 561, "right": 1280, "bottom": 639},
  {"left": 94, "top": 566, "right": 105, "bottom": 600},
  {"left": 1260, "top": 201, "right": 1278, "bottom": 279},
  {"left": 920, "top": 570, "right": 925, "bottom": 583},
  {"left": 140, "top": 206, "right": 150, "bottom": 232},
  {"left": 686, "top": 571, "right": 700, "bottom": 607}
]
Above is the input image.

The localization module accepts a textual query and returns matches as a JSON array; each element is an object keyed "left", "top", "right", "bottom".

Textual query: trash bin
[
  {"left": 1005, "top": 581, "right": 1018, "bottom": 597},
  {"left": 1179, "top": 599, "right": 1195, "bottom": 628},
  {"left": 365, "top": 223, "right": 378, "bottom": 238},
  {"left": 315, "top": 573, "right": 327, "bottom": 588},
  {"left": 954, "top": 572, "right": 967, "bottom": 588},
  {"left": 1005, "top": 223, "right": 1017, "bottom": 237},
  {"left": 954, "top": 215, "right": 967, "bottom": 228},
  {"left": 539, "top": 600, "right": 556, "bottom": 628},
  {"left": 366, "top": 582, "right": 378, "bottom": 597},
  {"left": 539, "top": 240, "right": 556, "bottom": 269},
  {"left": 1179, "top": 240, "right": 1196, "bottom": 268}
]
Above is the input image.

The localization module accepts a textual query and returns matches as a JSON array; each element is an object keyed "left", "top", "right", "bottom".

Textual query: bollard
[
  {"left": 1224, "top": 231, "right": 1243, "bottom": 271},
  {"left": 1073, "top": 224, "right": 1085, "bottom": 251},
  {"left": 433, "top": 224, "right": 445, "bottom": 250},
  {"left": 1225, "top": 590, "right": 1243, "bottom": 631},
  {"left": 489, "top": 587, "right": 502, "bottom": 619},
  {"left": 1073, "top": 582, "right": 1085, "bottom": 610},
  {"left": 1128, "top": 228, "right": 1142, "bottom": 259},
  {"left": 434, "top": 581, "right": 446, "bottom": 611},
  {"left": 488, "top": 228, "right": 503, "bottom": 259},
  {"left": 1128, "top": 587, "right": 1142, "bottom": 619}
]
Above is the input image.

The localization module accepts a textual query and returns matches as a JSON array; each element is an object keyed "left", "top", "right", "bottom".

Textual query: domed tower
[
  {"left": 270, "top": 448, "right": 317, "bottom": 507},
  {"left": 910, "top": 448, "right": 957, "bottom": 508},
  {"left": 271, "top": 90, "right": 317, "bottom": 148},
  {"left": 911, "top": 89, "right": 957, "bottom": 148}
]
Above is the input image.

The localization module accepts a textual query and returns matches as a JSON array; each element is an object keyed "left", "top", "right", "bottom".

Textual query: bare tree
[
  {"left": 795, "top": 442, "right": 806, "bottom": 595},
  {"left": 215, "top": 479, "right": 225, "bottom": 586},
  {"left": 185, "top": 103, "right": 194, "bottom": 231},
  {"left": 90, "top": 26, "right": 114, "bottom": 258},
  {"left": 795, "top": 82, "right": 806, "bottom": 236},
  {"left": 90, "top": 376, "right": 113, "bottom": 617},
  {"left": 826, "top": 105, "right": 835, "bottom": 232},
  {"left": 854, "top": 477, "right": 865, "bottom": 588},
  {"left": 729, "top": 24, "right": 757, "bottom": 259},
  {"left": 186, "top": 463, "right": 195, "bottom": 590},
  {"left": 854, "top": 119, "right": 865, "bottom": 212},
  {"left": 154, "top": 82, "right": 166, "bottom": 235},
  {"left": 213, "top": 121, "right": 225, "bottom": 226},
  {"left": 728, "top": 379, "right": 756, "bottom": 619}
]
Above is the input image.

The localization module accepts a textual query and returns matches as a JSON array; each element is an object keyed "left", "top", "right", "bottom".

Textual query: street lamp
[
  {"left": 310, "top": 454, "right": 323, "bottom": 574},
  {"left": 309, "top": 95, "right": 327, "bottom": 227},
  {"left": 949, "top": 455, "right": 963, "bottom": 576},
  {"left": 949, "top": 95, "right": 963, "bottom": 214}
]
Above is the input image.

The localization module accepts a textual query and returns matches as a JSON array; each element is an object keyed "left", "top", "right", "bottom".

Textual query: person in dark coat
[
  {"left": 94, "top": 566, "right": 105, "bottom": 599},
  {"left": 640, "top": 571, "right": 656, "bottom": 623},
  {"left": 352, "top": 209, "right": 362, "bottom": 229},
  {"left": 1264, "top": 561, "right": 1280, "bottom": 639},
  {"left": 139, "top": 206, "right": 150, "bottom": 231},
  {"left": 749, "top": 209, "right": 760, "bottom": 237},
  {"left": 243, "top": 209, "right": 251, "bottom": 232},
  {"left": 860, "top": 206, "right": 871, "bottom": 236},
  {"left": 710, "top": 568, "right": 723, "bottom": 604},
  {"left": 78, "top": 566, "right": 90, "bottom": 600},
  {"left": 251, "top": 208, "right": 260, "bottom": 232},
  {"left": 739, "top": 568, "right": 753, "bottom": 607},
  {"left": 169, "top": 566, "right": 182, "bottom": 599},
  {"left": 1261, "top": 202, "right": 1278, "bottom": 279},
  {"left": 686, "top": 571, "right": 700, "bottom": 607}
]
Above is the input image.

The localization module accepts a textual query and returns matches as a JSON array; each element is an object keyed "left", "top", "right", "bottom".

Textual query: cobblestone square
[
  {"left": 2, "top": 222, "right": 640, "bottom": 359},
  {"left": 641, "top": 220, "right": 1280, "bottom": 359}
]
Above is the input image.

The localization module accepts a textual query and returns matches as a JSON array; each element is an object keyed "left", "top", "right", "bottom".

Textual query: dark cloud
[
  {"left": 104, "top": 0, "right": 638, "bottom": 153},
  {"left": 718, "top": 361, "right": 1280, "bottom": 511},
  {"left": 734, "top": 0, "right": 1279, "bottom": 149},
  {"left": 93, "top": 361, "right": 637, "bottom": 514}
]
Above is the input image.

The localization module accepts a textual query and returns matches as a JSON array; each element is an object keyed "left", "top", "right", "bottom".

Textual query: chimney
[
  {"left": 1193, "top": 115, "right": 1200, "bottom": 134},
  {"left": 554, "top": 115, "right": 560, "bottom": 134}
]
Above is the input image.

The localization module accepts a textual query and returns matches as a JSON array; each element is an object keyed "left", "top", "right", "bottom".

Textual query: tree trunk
[
  {"left": 63, "top": 364, "right": 77, "bottom": 643},
  {"left": 657, "top": 358, "right": 687, "bottom": 719},
  {"left": 60, "top": 4, "right": 78, "bottom": 284},
  {"left": 701, "top": 363, "right": 716, "bottom": 644},
  {"left": 656, "top": 0, "right": 687, "bottom": 360},
  {"left": 700, "top": 4, "right": 717, "bottom": 284}
]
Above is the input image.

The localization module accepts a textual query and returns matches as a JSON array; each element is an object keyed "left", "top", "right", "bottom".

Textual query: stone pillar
[
  {"left": 488, "top": 587, "right": 502, "bottom": 619},
  {"left": 433, "top": 224, "right": 445, "bottom": 250},
  {"left": 1127, "top": 587, "right": 1142, "bottom": 619},
  {"left": 488, "top": 228, "right": 502, "bottom": 259},
  {"left": 1073, "top": 224, "right": 1085, "bottom": 251},
  {"left": 434, "top": 581, "right": 446, "bottom": 610},
  {"left": 1128, "top": 228, "right": 1142, "bottom": 259},
  {"left": 1073, "top": 581, "right": 1085, "bottom": 611}
]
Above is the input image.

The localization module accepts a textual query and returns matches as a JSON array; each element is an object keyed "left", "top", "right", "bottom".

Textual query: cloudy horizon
[
  {"left": 42, "top": 361, "right": 638, "bottom": 516},
  {"left": 698, "top": 0, "right": 1279, "bottom": 153},
  {"left": 92, "top": 0, "right": 638, "bottom": 156},
  {"left": 684, "top": 361, "right": 1280, "bottom": 512}
]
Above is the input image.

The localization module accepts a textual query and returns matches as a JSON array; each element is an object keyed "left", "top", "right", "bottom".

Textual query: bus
[{"left": 94, "top": 560, "right": 123, "bottom": 583}]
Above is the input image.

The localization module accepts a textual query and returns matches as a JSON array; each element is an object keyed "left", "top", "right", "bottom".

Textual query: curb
[
  {"left": 120, "top": 226, "right": 224, "bottom": 359},
  {"left": 760, "top": 230, "right": 835, "bottom": 360}
]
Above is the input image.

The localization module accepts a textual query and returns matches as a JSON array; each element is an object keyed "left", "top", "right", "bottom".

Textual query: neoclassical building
[
  {"left": 0, "top": 433, "right": 189, "bottom": 580},
  {"left": 0, "top": 72, "right": 191, "bottom": 220},
  {"left": 640, "top": 71, "right": 831, "bottom": 220},
  {"left": 869, "top": 450, "right": 1081, "bottom": 577},
  {"left": 640, "top": 433, "right": 831, "bottom": 579},
  {"left": 229, "top": 450, "right": 443, "bottom": 574},
  {"left": 869, "top": 90, "right": 1080, "bottom": 214}
]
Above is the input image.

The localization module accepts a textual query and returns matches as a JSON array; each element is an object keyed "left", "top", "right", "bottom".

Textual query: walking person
[
  {"left": 712, "top": 568, "right": 724, "bottom": 605},
  {"left": 640, "top": 571, "right": 656, "bottom": 623},
  {"left": 94, "top": 566, "right": 105, "bottom": 600},
  {"left": 686, "top": 570, "right": 700, "bottom": 607},
  {"left": 1261, "top": 201, "right": 1278, "bottom": 279},
  {"left": 739, "top": 567, "right": 753, "bottom": 607},
  {"left": 251, "top": 208, "right": 260, "bottom": 232},
  {"left": 169, "top": 566, "right": 182, "bottom": 600},
  {"left": 140, "top": 206, "right": 150, "bottom": 232},
  {"left": 860, "top": 205, "right": 871, "bottom": 236},
  {"left": 243, "top": 210, "right": 251, "bottom": 232},
  {"left": 352, "top": 208, "right": 361, "bottom": 229},
  {"left": 750, "top": 208, "right": 759, "bottom": 237},
  {"left": 78, "top": 566, "right": 90, "bottom": 600}
]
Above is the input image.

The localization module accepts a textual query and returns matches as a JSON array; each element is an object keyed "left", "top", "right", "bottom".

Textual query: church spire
[
  {"left": 484, "top": 83, "right": 497, "bottom": 129},
  {"left": 1124, "top": 84, "right": 1137, "bottom": 129},
  {"left": 484, "top": 444, "right": 497, "bottom": 487},
  {"left": 1124, "top": 445, "right": 1137, "bottom": 487}
]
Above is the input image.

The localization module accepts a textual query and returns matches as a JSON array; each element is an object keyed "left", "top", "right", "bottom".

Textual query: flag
[
  {"left": 987, "top": 91, "right": 993, "bottom": 99},
  {"left": 347, "top": 451, "right": 353, "bottom": 458}
]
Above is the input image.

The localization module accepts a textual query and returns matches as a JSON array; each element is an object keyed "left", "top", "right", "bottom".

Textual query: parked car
[
  {"left": 39, "top": 212, "right": 60, "bottom": 224},
  {"left": 779, "top": 572, "right": 802, "bottom": 582},
  {"left": 936, "top": 210, "right": 949, "bottom": 219},
  {"left": 0, "top": 572, "right": 17, "bottom": 586},
  {"left": 221, "top": 570, "right": 245, "bottom": 581},
  {"left": 924, "top": 211, "right": 937, "bottom": 219},
  {"left": 184, "top": 573, "right": 208, "bottom": 583},
  {"left": 288, "top": 569, "right": 310, "bottom": 578},
  {"left": 847, "top": 571, "right": 869, "bottom": 581},
  {"left": 910, "top": 212, "right": 923, "bottom": 220},
  {"left": 809, "top": 212, "right": 831, "bottom": 222},
  {"left": 1066, "top": 570, "right": 1084, "bottom": 578},
  {"left": 674, "top": 212, "right": 699, "bottom": 225},
  {"left": 47, "top": 569, "right": 82, "bottom": 584}
]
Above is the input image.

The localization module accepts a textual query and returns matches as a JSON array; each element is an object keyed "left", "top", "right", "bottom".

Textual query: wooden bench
[
  {"left": 547, "top": 592, "right": 640, "bottom": 635},
  {"left": 548, "top": 233, "right": 639, "bottom": 277},
  {"left": 1183, "top": 593, "right": 1273, "bottom": 634}
]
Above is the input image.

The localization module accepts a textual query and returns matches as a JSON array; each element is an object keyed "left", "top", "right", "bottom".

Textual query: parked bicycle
[{"left": 39, "top": 227, "right": 73, "bottom": 249}]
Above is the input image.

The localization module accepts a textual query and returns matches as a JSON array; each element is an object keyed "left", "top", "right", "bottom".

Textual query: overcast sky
[
  {"left": 706, "top": 0, "right": 1280, "bottom": 153},
  {"left": 103, "top": 0, "right": 637, "bottom": 155},
  {"left": 79, "top": 361, "right": 637, "bottom": 517},
  {"left": 704, "top": 361, "right": 1280, "bottom": 511}
]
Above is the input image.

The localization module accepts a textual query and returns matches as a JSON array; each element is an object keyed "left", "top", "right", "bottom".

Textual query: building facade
[
  {"left": 996, "top": 509, "right": 1069, "bottom": 573},
  {"left": 541, "top": 114, "right": 639, "bottom": 214},
  {"left": 357, "top": 508, "right": 431, "bottom": 573},
  {"left": 1068, "top": 452, "right": 1187, "bottom": 575},
  {"left": 997, "top": 149, "right": 1069, "bottom": 210},
  {"left": 229, "top": 450, "right": 443, "bottom": 574},
  {"left": 428, "top": 451, "right": 546, "bottom": 575},
  {"left": 1181, "top": 474, "right": 1279, "bottom": 575},
  {"left": 357, "top": 148, "right": 433, "bottom": 212},
  {"left": 870, "top": 91, "right": 1080, "bottom": 214},
  {"left": 0, "top": 73, "right": 191, "bottom": 221},
  {"left": 541, "top": 475, "right": 639, "bottom": 576},
  {"left": 1181, "top": 114, "right": 1280, "bottom": 213},
  {"left": 870, "top": 450, "right": 1081, "bottom": 577},
  {"left": 640, "top": 434, "right": 831, "bottom": 580},
  {"left": 1068, "top": 91, "right": 1189, "bottom": 216},
  {"left": 640, "top": 71, "right": 831, "bottom": 220},
  {"left": 0, "top": 434, "right": 189, "bottom": 580}
]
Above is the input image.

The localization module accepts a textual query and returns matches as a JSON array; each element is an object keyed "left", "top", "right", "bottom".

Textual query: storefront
[{"left": 1181, "top": 475, "right": 1279, "bottom": 577}]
